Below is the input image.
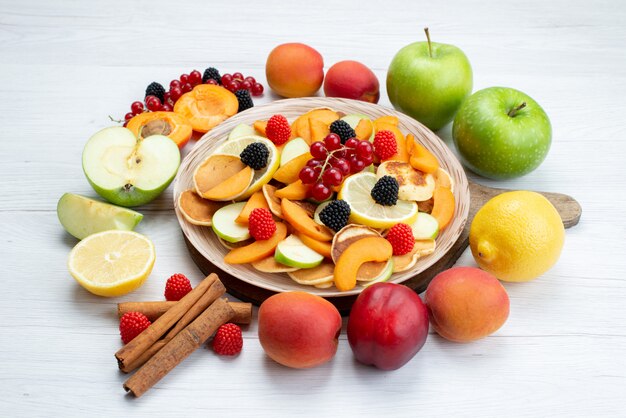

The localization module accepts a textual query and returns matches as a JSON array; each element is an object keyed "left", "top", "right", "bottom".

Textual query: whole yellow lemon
[{"left": 469, "top": 191, "right": 564, "bottom": 282}]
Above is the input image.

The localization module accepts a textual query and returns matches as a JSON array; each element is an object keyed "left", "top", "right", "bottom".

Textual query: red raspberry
[
  {"left": 248, "top": 208, "right": 276, "bottom": 240},
  {"left": 386, "top": 223, "right": 415, "bottom": 255},
  {"left": 164, "top": 273, "right": 193, "bottom": 301},
  {"left": 119, "top": 312, "right": 151, "bottom": 344},
  {"left": 265, "top": 114, "right": 291, "bottom": 145},
  {"left": 212, "top": 323, "right": 243, "bottom": 355},
  {"left": 373, "top": 130, "right": 398, "bottom": 160}
]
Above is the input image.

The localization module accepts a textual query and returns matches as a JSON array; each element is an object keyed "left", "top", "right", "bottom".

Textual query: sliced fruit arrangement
[{"left": 180, "top": 108, "right": 455, "bottom": 291}]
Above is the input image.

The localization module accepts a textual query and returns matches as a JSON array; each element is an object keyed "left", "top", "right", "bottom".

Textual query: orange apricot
[
  {"left": 374, "top": 115, "right": 399, "bottom": 126},
  {"left": 374, "top": 122, "right": 409, "bottom": 162},
  {"left": 297, "top": 233, "right": 332, "bottom": 258},
  {"left": 273, "top": 152, "right": 312, "bottom": 184},
  {"left": 202, "top": 166, "right": 253, "bottom": 201},
  {"left": 174, "top": 85, "right": 238, "bottom": 133},
  {"left": 431, "top": 186, "right": 455, "bottom": 230},
  {"left": 309, "top": 117, "right": 330, "bottom": 143},
  {"left": 235, "top": 191, "right": 269, "bottom": 224},
  {"left": 275, "top": 180, "right": 309, "bottom": 200},
  {"left": 355, "top": 119, "right": 373, "bottom": 140},
  {"left": 334, "top": 237, "right": 393, "bottom": 291},
  {"left": 407, "top": 134, "right": 439, "bottom": 174},
  {"left": 126, "top": 111, "right": 192, "bottom": 149},
  {"left": 281, "top": 198, "right": 333, "bottom": 242},
  {"left": 224, "top": 223, "right": 288, "bottom": 264},
  {"left": 254, "top": 120, "right": 268, "bottom": 137}
]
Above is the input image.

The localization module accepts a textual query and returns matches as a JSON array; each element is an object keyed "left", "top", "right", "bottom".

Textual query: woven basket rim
[{"left": 173, "top": 97, "right": 469, "bottom": 297}]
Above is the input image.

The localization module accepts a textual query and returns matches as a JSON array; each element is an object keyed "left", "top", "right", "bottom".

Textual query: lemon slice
[
  {"left": 214, "top": 134, "right": 280, "bottom": 199},
  {"left": 338, "top": 172, "right": 418, "bottom": 229},
  {"left": 68, "top": 230, "right": 155, "bottom": 297}
]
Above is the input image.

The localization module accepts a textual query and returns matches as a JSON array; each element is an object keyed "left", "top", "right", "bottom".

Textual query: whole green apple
[
  {"left": 452, "top": 87, "right": 552, "bottom": 179},
  {"left": 387, "top": 28, "right": 473, "bottom": 131}
]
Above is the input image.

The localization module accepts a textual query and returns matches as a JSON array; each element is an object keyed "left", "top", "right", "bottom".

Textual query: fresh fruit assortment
[
  {"left": 180, "top": 107, "right": 454, "bottom": 291},
  {"left": 55, "top": 32, "right": 572, "bottom": 394}
]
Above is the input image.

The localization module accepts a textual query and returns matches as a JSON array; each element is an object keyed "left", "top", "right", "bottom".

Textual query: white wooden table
[{"left": 1, "top": 0, "right": 625, "bottom": 416}]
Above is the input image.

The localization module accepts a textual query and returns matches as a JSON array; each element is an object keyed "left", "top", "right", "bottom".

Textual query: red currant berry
[
  {"left": 310, "top": 183, "right": 332, "bottom": 201},
  {"left": 299, "top": 166, "right": 317, "bottom": 184},
  {"left": 228, "top": 81, "right": 241, "bottom": 91},
  {"left": 124, "top": 112, "right": 134, "bottom": 121},
  {"left": 356, "top": 140, "right": 373, "bottom": 159},
  {"left": 322, "top": 168, "right": 343, "bottom": 187},
  {"left": 251, "top": 83, "right": 264, "bottom": 96},
  {"left": 232, "top": 72, "right": 244, "bottom": 81},
  {"left": 181, "top": 83, "right": 192, "bottom": 93},
  {"left": 221, "top": 74, "right": 232, "bottom": 85},
  {"left": 332, "top": 158, "right": 350, "bottom": 176},
  {"left": 169, "top": 87, "right": 183, "bottom": 101},
  {"left": 130, "top": 101, "right": 144, "bottom": 115},
  {"left": 123, "top": 120, "right": 129, "bottom": 127},
  {"left": 180, "top": 74, "right": 189, "bottom": 84},
  {"left": 189, "top": 70, "right": 202, "bottom": 86},
  {"left": 307, "top": 159, "right": 324, "bottom": 168},
  {"left": 146, "top": 98, "right": 162, "bottom": 111},
  {"left": 324, "top": 134, "right": 341, "bottom": 151},
  {"left": 170, "top": 80, "right": 181, "bottom": 90},
  {"left": 162, "top": 103, "right": 173, "bottom": 112},
  {"left": 360, "top": 154, "right": 374, "bottom": 166},
  {"left": 310, "top": 142, "right": 328, "bottom": 159},
  {"left": 350, "top": 158, "right": 366, "bottom": 173},
  {"left": 206, "top": 78, "right": 218, "bottom": 85},
  {"left": 145, "top": 95, "right": 158, "bottom": 103},
  {"left": 345, "top": 138, "right": 359, "bottom": 149},
  {"left": 244, "top": 76, "right": 256, "bottom": 85},
  {"left": 241, "top": 80, "right": 252, "bottom": 90},
  {"left": 163, "top": 91, "right": 171, "bottom": 102}
]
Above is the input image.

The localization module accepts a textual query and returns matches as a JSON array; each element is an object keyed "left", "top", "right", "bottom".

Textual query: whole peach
[
  {"left": 265, "top": 43, "right": 324, "bottom": 98},
  {"left": 258, "top": 291, "right": 342, "bottom": 368},
  {"left": 425, "top": 267, "right": 509, "bottom": 342},
  {"left": 323, "top": 60, "right": 380, "bottom": 103}
]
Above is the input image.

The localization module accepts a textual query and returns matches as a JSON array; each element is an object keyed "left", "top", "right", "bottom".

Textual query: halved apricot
[
  {"left": 224, "top": 222, "right": 288, "bottom": 264},
  {"left": 174, "top": 85, "right": 238, "bottom": 133},
  {"left": 281, "top": 198, "right": 333, "bottom": 242},
  {"left": 334, "top": 237, "right": 393, "bottom": 291},
  {"left": 431, "top": 186, "right": 455, "bottom": 230},
  {"left": 275, "top": 180, "right": 309, "bottom": 200},
  {"left": 355, "top": 119, "right": 373, "bottom": 140},
  {"left": 254, "top": 120, "right": 268, "bottom": 137},
  {"left": 374, "top": 115, "right": 399, "bottom": 126},
  {"left": 407, "top": 134, "right": 439, "bottom": 174},
  {"left": 203, "top": 166, "right": 253, "bottom": 201},
  {"left": 273, "top": 152, "right": 312, "bottom": 184},
  {"left": 127, "top": 111, "right": 192, "bottom": 149},
  {"left": 374, "top": 122, "right": 409, "bottom": 162},
  {"left": 194, "top": 154, "right": 246, "bottom": 196},
  {"left": 309, "top": 117, "right": 329, "bottom": 143},
  {"left": 235, "top": 190, "right": 269, "bottom": 224},
  {"left": 297, "top": 233, "right": 332, "bottom": 258}
]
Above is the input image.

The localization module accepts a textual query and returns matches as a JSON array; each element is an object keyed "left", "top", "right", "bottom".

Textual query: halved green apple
[
  {"left": 82, "top": 127, "right": 180, "bottom": 207},
  {"left": 57, "top": 193, "right": 143, "bottom": 239},
  {"left": 275, "top": 235, "right": 324, "bottom": 268},
  {"left": 411, "top": 212, "right": 439, "bottom": 240},
  {"left": 211, "top": 202, "right": 251, "bottom": 243}
]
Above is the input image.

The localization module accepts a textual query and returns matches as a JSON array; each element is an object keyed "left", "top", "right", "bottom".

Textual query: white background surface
[{"left": 1, "top": 0, "right": 625, "bottom": 416}]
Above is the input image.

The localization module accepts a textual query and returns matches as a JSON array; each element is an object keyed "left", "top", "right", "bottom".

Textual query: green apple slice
[
  {"left": 82, "top": 127, "right": 180, "bottom": 207},
  {"left": 57, "top": 193, "right": 143, "bottom": 240},
  {"left": 280, "top": 137, "right": 309, "bottom": 166},
  {"left": 340, "top": 114, "right": 375, "bottom": 141},
  {"left": 275, "top": 235, "right": 324, "bottom": 268},
  {"left": 313, "top": 200, "right": 332, "bottom": 225},
  {"left": 411, "top": 212, "right": 440, "bottom": 240},
  {"left": 211, "top": 202, "right": 251, "bottom": 243},
  {"left": 228, "top": 123, "right": 256, "bottom": 141},
  {"left": 361, "top": 259, "right": 394, "bottom": 287}
]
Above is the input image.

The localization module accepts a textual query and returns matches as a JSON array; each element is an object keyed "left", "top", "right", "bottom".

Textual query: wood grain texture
[{"left": 1, "top": 0, "right": 625, "bottom": 416}]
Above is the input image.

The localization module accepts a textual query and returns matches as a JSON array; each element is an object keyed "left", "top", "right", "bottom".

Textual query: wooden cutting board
[{"left": 184, "top": 180, "right": 582, "bottom": 314}]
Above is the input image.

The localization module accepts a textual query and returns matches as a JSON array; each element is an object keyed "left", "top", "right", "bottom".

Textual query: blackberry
[
  {"left": 235, "top": 89, "right": 254, "bottom": 113},
  {"left": 240, "top": 142, "right": 269, "bottom": 170},
  {"left": 371, "top": 176, "right": 399, "bottom": 206},
  {"left": 329, "top": 120, "right": 356, "bottom": 144},
  {"left": 319, "top": 200, "right": 351, "bottom": 232},
  {"left": 145, "top": 82, "right": 166, "bottom": 102},
  {"left": 202, "top": 67, "right": 222, "bottom": 84}
]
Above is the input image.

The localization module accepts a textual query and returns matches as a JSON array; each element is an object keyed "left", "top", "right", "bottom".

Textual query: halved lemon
[
  {"left": 214, "top": 134, "right": 280, "bottom": 199},
  {"left": 68, "top": 230, "right": 155, "bottom": 297},
  {"left": 338, "top": 172, "right": 418, "bottom": 229}
]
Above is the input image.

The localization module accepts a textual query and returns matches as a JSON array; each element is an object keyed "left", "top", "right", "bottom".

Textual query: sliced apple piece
[
  {"left": 82, "top": 127, "right": 180, "bottom": 207},
  {"left": 281, "top": 198, "right": 333, "bottom": 242},
  {"left": 280, "top": 137, "right": 310, "bottom": 166},
  {"left": 275, "top": 235, "right": 324, "bottom": 269},
  {"left": 235, "top": 190, "right": 269, "bottom": 224},
  {"left": 411, "top": 212, "right": 440, "bottom": 240},
  {"left": 211, "top": 202, "right": 251, "bottom": 243},
  {"left": 229, "top": 123, "right": 256, "bottom": 141},
  {"left": 224, "top": 222, "right": 288, "bottom": 264},
  {"left": 178, "top": 189, "right": 225, "bottom": 226},
  {"left": 57, "top": 193, "right": 143, "bottom": 240}
]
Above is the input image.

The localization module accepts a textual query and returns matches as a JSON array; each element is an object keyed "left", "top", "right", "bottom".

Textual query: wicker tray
[{"left": 173, "top": 97, "right": 470, "bottom": 298}]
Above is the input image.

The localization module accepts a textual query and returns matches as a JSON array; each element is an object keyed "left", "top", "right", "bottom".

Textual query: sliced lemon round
[
  {"left": 68, "top": 230, "right": 155, "bottom": 297},
  {"left": 338, "top": 172, "right": 418, "bottom": 229},
  {"left": 214, "top": 134, "right": 280, "bottom": 199}
]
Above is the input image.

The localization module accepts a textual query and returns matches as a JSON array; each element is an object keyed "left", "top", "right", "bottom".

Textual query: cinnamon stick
[
  {"left": 115, "top": 274, "right": 217, "bottom": 370},
  {"left": 118, "top": 300, "right": 252, "bottom": 324},
  {"left": 121, "top": 278, "right": 227, "bottom": 373},
  {"left": 123, "top": 298, "right": 234, "bottom": 397}
]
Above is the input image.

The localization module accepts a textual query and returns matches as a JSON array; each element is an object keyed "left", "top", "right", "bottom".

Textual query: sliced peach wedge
[
  {"left": 334, "top": 236, "right": 393, "bottom": 291},
  {"left": 281, "top": 198, "right": 333, "bottom": 242},
  {"left": 224, "top": 222, "right": 288, "bottom": 264}
]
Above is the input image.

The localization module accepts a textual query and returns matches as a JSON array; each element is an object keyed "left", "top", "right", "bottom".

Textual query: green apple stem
[
  {"left": 424, "top": 27, "right": 432, "bottom": 58},
  {"left": 507, "top": 102, "right": 527, "bottom": 117}
]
